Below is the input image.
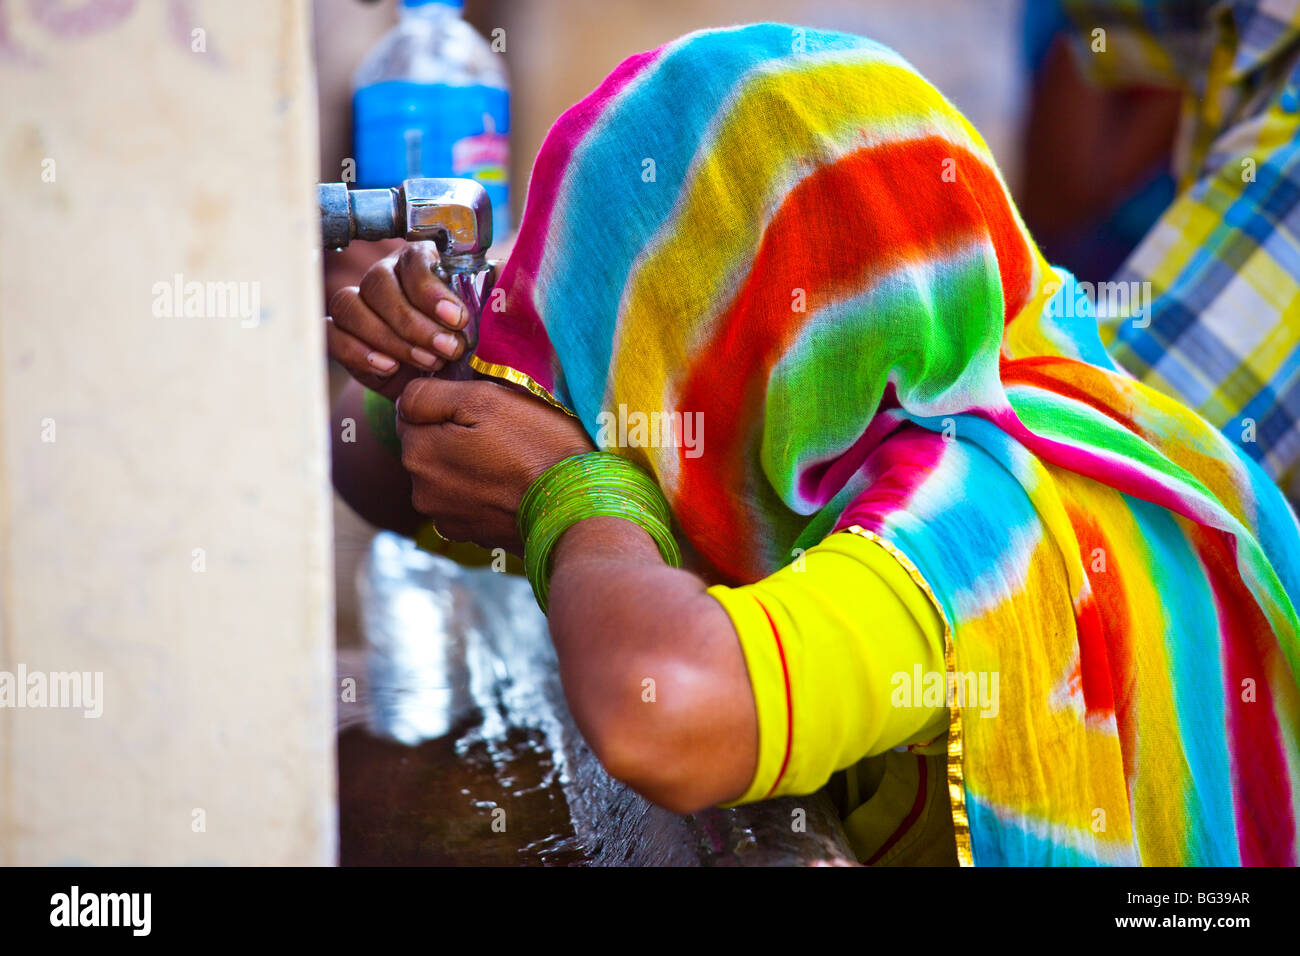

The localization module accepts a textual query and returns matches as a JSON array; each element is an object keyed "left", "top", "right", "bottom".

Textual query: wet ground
[
  {"left": 336, "top": 534, "right": 589, "bottom": 865},
  {"left": 338, "top": 722, "right": 585, "bottom": 866}
]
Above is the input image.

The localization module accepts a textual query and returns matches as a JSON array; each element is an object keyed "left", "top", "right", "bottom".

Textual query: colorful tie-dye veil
[{"left": 471, "top": 24, "right": 1300, "bottom": 865}]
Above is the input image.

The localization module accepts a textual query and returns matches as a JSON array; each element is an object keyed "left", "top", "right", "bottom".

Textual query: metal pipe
[{"left": 319, "top": 177, "right": 497, "bottom": 378}]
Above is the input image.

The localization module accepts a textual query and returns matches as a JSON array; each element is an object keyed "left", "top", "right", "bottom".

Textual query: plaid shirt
[{"left": 1060, "top": 0, "right": 1300, "bottom": 502}]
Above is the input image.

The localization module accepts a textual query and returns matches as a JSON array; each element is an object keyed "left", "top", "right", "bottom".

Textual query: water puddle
[{"left": 337, "top": 533, "right": 589, "bottom": 866}]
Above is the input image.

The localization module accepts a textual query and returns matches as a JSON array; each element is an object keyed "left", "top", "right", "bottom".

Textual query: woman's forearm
[
  {"left": 331, "top": 379, "right": 425, "bottom": 536},
  {"left": 546, "top": 516, "right": 758, "bottom": 813}
]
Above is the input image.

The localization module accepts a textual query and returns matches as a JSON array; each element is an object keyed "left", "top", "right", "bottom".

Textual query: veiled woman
[{"left": 327, "top": 24, "right": 1300, "bottom": 866}]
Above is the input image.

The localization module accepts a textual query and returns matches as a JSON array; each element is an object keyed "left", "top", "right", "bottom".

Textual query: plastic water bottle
[{"left": 352, "top": 0, "right": 511, "bottom": 241}]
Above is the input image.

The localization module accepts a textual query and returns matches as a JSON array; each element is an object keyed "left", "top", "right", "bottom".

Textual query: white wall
[{"left": 0, "top": 0, "right": 335, "bottom": 865}]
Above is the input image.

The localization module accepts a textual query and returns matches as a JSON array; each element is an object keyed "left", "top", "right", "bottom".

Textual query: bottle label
[{"left": 353, "top": 80, "right": 511, "bottom": 239}]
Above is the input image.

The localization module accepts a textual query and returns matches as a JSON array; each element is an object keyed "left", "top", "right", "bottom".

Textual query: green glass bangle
[
  {"left": 361, "top": 388, "right": 401, "bottom": 459},
  {"left": 518, "top": 453, "right": 674, "bottom": 538},
  {"left": 518, "top": 452, "right": 682, "bottom": 613}
]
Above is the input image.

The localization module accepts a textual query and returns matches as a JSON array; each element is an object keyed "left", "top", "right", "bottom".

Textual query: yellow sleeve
[{"left": 709, "top": 530, "right": 948, "bottom": 806}]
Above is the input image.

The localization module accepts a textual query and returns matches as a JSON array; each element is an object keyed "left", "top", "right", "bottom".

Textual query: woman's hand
[
  {"left": 326, "top": 241, "right": 472, "bottom": 402},
  {"left": 394, "top": 377, "right": 596, "bottom": 554}
]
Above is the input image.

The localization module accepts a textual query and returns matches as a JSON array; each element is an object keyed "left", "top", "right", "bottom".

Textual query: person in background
[
  {"left": 1017, "top": 0, "right": 1181, "bottom": 283},
  {"left": 1057, "top": 0, "right": 1300, "bottom": 505}
]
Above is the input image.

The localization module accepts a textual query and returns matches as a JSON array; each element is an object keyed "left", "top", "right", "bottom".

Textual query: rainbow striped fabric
[{"left": 473, "top": 24, "right": 1300, "bottom": 865}]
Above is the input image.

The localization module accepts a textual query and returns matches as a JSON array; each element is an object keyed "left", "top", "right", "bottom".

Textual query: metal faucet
[{"left": 319, "top": 178, "right": 496, "bottom": 379}]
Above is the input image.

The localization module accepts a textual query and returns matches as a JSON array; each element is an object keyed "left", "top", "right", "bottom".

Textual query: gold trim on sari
[
  {"left": 840, "top": 524, "right": 974, "bottom": 867},
  {"left": 469, "top": 355, "right": 579, "bottom": 418}
]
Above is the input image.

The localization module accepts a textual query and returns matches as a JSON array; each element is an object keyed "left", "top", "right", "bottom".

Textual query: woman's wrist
[
  {"left": 517, "top": 452, "right": 681, "bottom": 612},
  {"left": 552, "top": 515, "right": 664, "bottom": 568}
]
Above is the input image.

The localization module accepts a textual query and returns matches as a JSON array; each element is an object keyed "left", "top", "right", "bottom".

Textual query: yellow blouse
[{"left": 707, "top": 529, "right": 955, "bottom": 864}]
